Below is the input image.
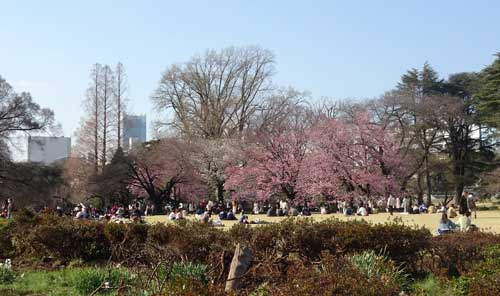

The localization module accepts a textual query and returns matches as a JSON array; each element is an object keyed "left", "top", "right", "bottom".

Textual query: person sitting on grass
[
  {"left": 239, "top": 215, "right": 250, "bottom": 224},
  {"left": 301, "top": 206, "right": 311, "bottom": 216},
  {"left": 457, "top": 211, "right": 477, "bottom": 232},
  {"left": 447, "top": 204, "right": 458, "bottom": 218},
  {"left": 266, "top": 206, "right": 276, "bottom": 217},
  {"left": 418, "top": 203, "right": 427, "bottom": 213},
  {"left": 218, "top": 210, "right": 227, "bottom": 220},
  {"left": 437, "top": 213, "right": 456, "bottom": 235},
  {"left": 226, "top": 209, "right": 237, "bottom": 220},
  {"left": 289, "top": 207, "right": 299, "bottom": 216},
  {"left": 200, "top": 211, "right": 211, "bottom": 224},
  {"left": 276, "top": 207, "right": 284, "bottom": 217},
  {"left": 356, "top": 204, "right": 368, "bottom": 216},
  {"left": 75, "top": 203, "right": 89, "bottom": 220},
  {"left": 168, "top": 210, "right": 177, "bottom": 221},
  {"left": 437, "top": 202, "right": 447, "bottom": 214},
  {"left": 175, "top": 210, "right": 185, "bottom": 220}
]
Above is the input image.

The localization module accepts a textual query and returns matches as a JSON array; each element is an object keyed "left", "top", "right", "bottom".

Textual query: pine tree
[{"left": 477, "top": 53, "right": 500, "bottom": 128}]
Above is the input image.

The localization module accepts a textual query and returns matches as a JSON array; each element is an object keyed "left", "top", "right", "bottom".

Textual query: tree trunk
[
  {"left": 416, "top": 172, "right": 424, "bottom": 204},
  {"left": 151, "top": 196, "right": 162, "bottom": 214},
  {"left": 217, "top": 181, "right": 225, "bottom": 203},
  {"left": 94, "top": 66, "right": 100, "bottom": 173},
  {"left": 225, "top": 243, "right": 253, "bottom": 292},
  {"left": 424, "top": 156, "right": 432, "bottom": 206},
  {"left": 117, "top": 75, "right": 122, "bottom": 149}
]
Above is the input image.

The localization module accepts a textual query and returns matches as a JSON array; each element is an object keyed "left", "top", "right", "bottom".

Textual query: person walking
[
  {"left": 467, "top": 193, "right": 477, "bottom": 219},
  {"left": 459, "top": 191, "right": 469, "bottom": 215},
  {"left": 387, "top": 195, "right": 396, "bottom": 215},
  {"left": 6, "top": 198, "right": 13, "bottom": 219}
]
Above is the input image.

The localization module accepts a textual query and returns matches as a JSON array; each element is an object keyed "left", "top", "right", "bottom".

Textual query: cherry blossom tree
[
  {"left": 225, "top": 130, "right": 309, "bottom": 203},
  {"left": 127, "top": 138, "right": 207, "bottom": 211},
  {"left": 301, "top": 113, "right": 403, "bottom": 200},
  {"left": 225, "top": 113, "right": 405, "bottom": 204}
]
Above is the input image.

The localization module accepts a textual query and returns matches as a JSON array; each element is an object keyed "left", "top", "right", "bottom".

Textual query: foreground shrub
[
  {"left": 426, "top": 231, "right": 500, "bottom": 277},
  {"left": 15, "top": 216, "right": 111, "bottom": 261},
  {"left": 445, "top": 245, "right": 500, "bottom": 296},
  {"left": 0, "top": 260, "right": 15, "bottom": 284},
  {"left": 262, "top": 254, "right": 401, "bottom": 296},
  {"left": 229, "top": 218, "right": 430, "bottom": 272},
  {"left": 104, "top": 222, "right": 148, "bottom": 262},
  {"left": 0, "top": 221, "right": 15, "bottom": 259}
]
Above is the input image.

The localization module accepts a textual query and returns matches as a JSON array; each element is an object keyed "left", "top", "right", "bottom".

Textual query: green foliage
[
  {"left": 230, "top": 218, "right": 431, "bottom": 272},
  {"left": 0, "top": 221, "right": 15, "bottom": 259},
  {"left": 169, "top": 262, "right": 208, "bottom": 285},
  {"left": 0, "top": 266, "right": 15, "bottom": 285},
  {"left": 73, "top": 268, "right": 133, "bottom": 295},
  {"left": 448, "top": 276, "right": 470, "bottom": 296},
  {"left": 411, "top": 275, "right": 450, "bottom": 296},
  {"left": 249, "top": 283, "right": 271, "bottom": 296},
  {"left": 477, "top": 52, "right": 500, "bottom": 128},
  {"left": 0, "top": 269, "right": 79, "bottom": 296},
  {"left": 425, "top": 231, "right": 500, "bottom": 277},
  {"left": 349, "top": 250, "right": 409, "bottom": 290},
  {"left": 261, "top": 254, "right": 401, "bottom": 296},
  {"left": 14, "top": 214, "right": 111, "bottom": 261}
]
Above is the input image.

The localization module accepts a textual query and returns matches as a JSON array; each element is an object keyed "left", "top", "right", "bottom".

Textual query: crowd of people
[
  {"left": 0, "top": 190, "right": 482, "bottom": 233},
  {"left": 52, "top": 200, "right": 149, "bottom": 223}
]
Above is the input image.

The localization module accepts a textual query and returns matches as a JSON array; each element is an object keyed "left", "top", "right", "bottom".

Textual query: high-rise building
[
  {"left": 122, "top": 114, "right": 147, "bottom": 150},
  {"left": 27, "top": 136, "right": 71, "bottom": 164}
]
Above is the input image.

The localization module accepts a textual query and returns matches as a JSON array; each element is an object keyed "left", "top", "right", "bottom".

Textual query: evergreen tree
[{"left": 477, "top": 53, "right": 500, "bottom": 128}]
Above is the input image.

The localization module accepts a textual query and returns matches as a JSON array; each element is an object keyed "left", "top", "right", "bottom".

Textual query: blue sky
[{"left": 1, "top": 0, "right": 499, "bottom": 138}]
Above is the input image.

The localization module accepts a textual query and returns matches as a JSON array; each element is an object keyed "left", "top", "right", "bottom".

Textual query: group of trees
[
  {"left": 69, "top": 47, "right": 499, "bottom": 209},
  {"left": 0, "top": 75, "right": 63, "bottom": 208},
  {"left": 2, "top": 46, "right": 499, "bottom": 210},
  {"left": 224, "top": 113, "right": 404, "bottom": 204},
  {"left": 74, "top": 62, "right": 127, "bottom": 173},
  {"left": 365, "top": 65, "right": 498, "bottom": 205}
]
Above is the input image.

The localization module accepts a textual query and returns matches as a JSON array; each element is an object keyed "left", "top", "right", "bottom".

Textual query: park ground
[{"left": 145, "top": 210, "right": 500, "bottom": 234}]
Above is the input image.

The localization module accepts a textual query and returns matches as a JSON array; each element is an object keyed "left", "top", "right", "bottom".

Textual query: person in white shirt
[
  {"left": 253, "top": 202, "right": 260, "bottom": 214},
  {"left": 206, "top": 200, "right": 214, "bottom": 213},
  {"left": 467, "top": 194, "right": 477, "bottom": 219},
  {"left": 356, "top": 205, "right": 368, "bottom": 216},
  {"left": 387, "top": 195, "right": 396, "bottom": 215}
]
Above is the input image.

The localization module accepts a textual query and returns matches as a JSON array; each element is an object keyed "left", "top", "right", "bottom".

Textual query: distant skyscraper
[
  {"left": 122, "top": 114, "right": 147, "bottom": 150},
  {"left": 27, "top": 136, "right": 71, "bottom": 164}
]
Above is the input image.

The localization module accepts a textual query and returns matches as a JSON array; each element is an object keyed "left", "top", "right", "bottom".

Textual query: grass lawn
[
  {"left": 145, "top": 210, "right": 500, "bottom": 234},
  {"left": 0, "top": 269, "right": 79, "bottom": 296}
]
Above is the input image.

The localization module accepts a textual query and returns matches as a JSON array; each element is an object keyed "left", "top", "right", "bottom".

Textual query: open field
[{"left": 145, "top": 210, "right": 500, "bottom": 234}]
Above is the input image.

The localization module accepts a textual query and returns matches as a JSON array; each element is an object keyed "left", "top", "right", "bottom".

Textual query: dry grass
[{"left": 145, "top": 210, "right": 500, "bottom": 234}]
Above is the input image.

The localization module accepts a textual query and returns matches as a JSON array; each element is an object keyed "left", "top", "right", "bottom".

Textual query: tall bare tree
[
  {"left": 152, "top": 46, "right": 275, "bottom": 200},
  {"left": 75, "top": 63, "right": 119, "bottom": 172},
  {"left": 153, "top": 46, "right": 275, "bottom": 139},
  {"left": 100, "top": 65, "right": 115, "bottom": 167},
  {"left": 114, "top": 62, "right": 127, "bottom": 149},
  {"left": 75, "top": 63, "right": 102, "bottom": 173}
]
